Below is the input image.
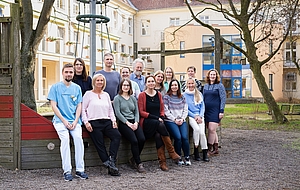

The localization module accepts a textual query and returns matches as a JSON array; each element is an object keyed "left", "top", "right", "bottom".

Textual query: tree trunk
[
  {"left": 251, "top": 61, "right": 288, "bottom": 124},
  {"left": 20, "top": 47, "right": 36, "bottom": 111}
]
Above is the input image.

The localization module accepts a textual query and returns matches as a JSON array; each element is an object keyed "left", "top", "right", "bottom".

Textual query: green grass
[{"left": 223, "top": 103, "right": 300, "bottom": 132}]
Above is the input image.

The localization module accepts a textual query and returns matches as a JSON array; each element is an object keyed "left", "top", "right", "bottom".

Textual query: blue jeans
[{"left": 165, "top": 121, "right": 190, "bottom": 157}]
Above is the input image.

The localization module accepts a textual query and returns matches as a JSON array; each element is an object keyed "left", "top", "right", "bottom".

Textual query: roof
[{"left": 129, "top": 0, "right": 206, "bottom": 10}]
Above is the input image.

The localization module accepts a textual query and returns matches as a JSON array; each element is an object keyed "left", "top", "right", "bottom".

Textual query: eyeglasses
[{"left": 75, "top": 64, "right": 83, "bottom": 66}]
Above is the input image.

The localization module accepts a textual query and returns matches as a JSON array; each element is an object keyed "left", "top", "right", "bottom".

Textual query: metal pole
[{"left": 90, "top": 0, "right": 96, "bottom": 75}]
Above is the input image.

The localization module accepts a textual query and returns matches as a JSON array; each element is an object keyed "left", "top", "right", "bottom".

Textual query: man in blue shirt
[
  {"left": 130, "top": 58, "right": 145, "bottom": 92},
  {"left": 48, "top": 63, "right": 88, "bottom": 181}
]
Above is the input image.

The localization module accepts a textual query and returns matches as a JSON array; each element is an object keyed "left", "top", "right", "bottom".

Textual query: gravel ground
[{"left": 1, "top": 128, "right": 300, "bottom": 190}]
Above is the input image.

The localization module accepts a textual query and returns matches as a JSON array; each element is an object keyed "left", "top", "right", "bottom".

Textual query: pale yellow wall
[{"left": 164, "top": 24, "right": 284, "bottom": 99}]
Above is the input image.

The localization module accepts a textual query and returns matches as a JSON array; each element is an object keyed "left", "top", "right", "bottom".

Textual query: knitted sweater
[
  {"left": 163, "top": 94, "right": 188, "bottom": 122},
  {"left": 113, "top": 95, "right": 139, "bottom": 124}
]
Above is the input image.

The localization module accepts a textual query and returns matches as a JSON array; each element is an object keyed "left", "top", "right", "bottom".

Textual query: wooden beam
[{"left": 138, "top": 46, "right": 214, "bottom": 56}]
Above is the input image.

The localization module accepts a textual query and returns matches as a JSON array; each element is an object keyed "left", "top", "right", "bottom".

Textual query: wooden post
[
  {"left": 214, "top": 28, "right": 221, "bottom": 74},
  {"left": 160, "top": 42, "right": 165, "bottom": 70},
  {"left": 10, "top": 3, "right": 21, "bottom": 169},
  {"left": 134, "top": 42, "right": 138, "bottom": 60}
]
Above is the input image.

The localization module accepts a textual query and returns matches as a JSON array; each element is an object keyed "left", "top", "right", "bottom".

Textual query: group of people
[{"left": 48, "top": 53, "right": 226, "bottom": 181}]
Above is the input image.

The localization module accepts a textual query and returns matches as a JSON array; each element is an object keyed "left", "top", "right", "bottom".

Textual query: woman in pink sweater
[{"left": 82, "top": 74, "right": 121, "bottom": 176}]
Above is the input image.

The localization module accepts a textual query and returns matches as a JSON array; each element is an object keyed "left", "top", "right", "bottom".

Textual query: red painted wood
[
  {"left": 0, "top": 110, "right": 13, "bottom": 117},
  {"left": 0, "top": 95, "right": 13, "bottom": 103},
  {"left": 21, "top": 104, "right": 90, "bottom": 140}
]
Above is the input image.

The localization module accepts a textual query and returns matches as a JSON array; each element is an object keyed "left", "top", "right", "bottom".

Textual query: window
[
  {"left": 121, "top": 15, "right": 126, "bottom": 32},
  {"left": 128, "top": 18, "right": 132, "bottom": 34},
  {"left": 269, "top": 39, "right": 273, "bottom": 54},
  {"left": 56, "top": 27, "right": 65, "bottom": 54},
  {"left": 129, "top": 46, "right": 133, "bottom": 61},
  {"left": 113, "top": 42, "right": 118, "bottom": 52},
  {"left": 180, "top": 41, "right": 185, "bottom": 58},
  {"left": 73, "top": 2, "right": 79, "bottom": 15},
  {"left": 56, "top": 0, "right": 65, "bottom": 9},
  {"left": 170, "top": 18, "right": 180, "bottom": 26},
  {"left": 121, "top": 44, "right": 125, "bottom": 61},
  {"left": 285, "top": 42, "right": 296, "bottom": 62},
  {"left": 200, "top": 16, "right": 209, "bottom": 24},
  {"left": 285, "top": 72, "right": 297, "bottom": 91},
  {"left": 141, "top": 20, "right": 150, "bottom": 36},
  {"left": 113, "top": 11, "right": 118, "bottom": 29},
  {"left": 269, "top": 74, "right": 273, "bottom": 91}
]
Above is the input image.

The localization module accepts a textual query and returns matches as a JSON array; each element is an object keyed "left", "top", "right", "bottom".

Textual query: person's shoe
[
  {"left": 194, "top": 145, "right": 201, "bottom": 161},
  {"left": 202, "top": 149, "right": 210, "bottom": 162},
  {"left": 177, "top": 158, "right": 185, "bottom": 166},
  {"left": 63, "top": 172, "right": 73, "bottom": 181},
  {"left": 108, "top": 156, "right": 121, "bottom": 176},
  {"left": 75, "top": 171, "right": 88, "bottom": 179},
  {"left": 137, "top": 163, "right": 146, "bottom": 173},
  {"left": 129, "top": 157, "right": 137, "bottom": 169},
  {"left": 185, "top": 156, "right": 191, "bottom": 166}
]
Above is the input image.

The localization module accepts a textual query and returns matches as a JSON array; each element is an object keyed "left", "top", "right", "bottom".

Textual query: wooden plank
[
  {"left": 0, "top": 132, "right": 13, "bottom": 139},
  {"left": 0, "top": 140, "right": 13, "bottom": 147},
  {"left": 0, "top": 17, "right": 11, "bottom": 23},
  {"left": 0, "top": 77, "right": 11, "bottom": 85},
  {"left": 0, "top": 155, "right": 13, "bottom": 163},
  {"left": 0, "top": 110, "right": 13, "bottom": 118},
  {"left": 0, "top": 125, "right": 13, "bottom": 132},
  {"left": 0, "top": 147, "right": 13, "bottom": 155},
  {"left": 0, "top": 117, "right": 13, "bottom": 124},
  {"left": 0, "top": 95, "right": 13, "bottom": 102},
  {"left": 291, "top": 104, "right": 300, "bottom": 115},
  {"left": 0, "top": 89, "right": 13, "bottom": 95},
  {"left": 0, "top": 103, "right": 13, "bottom": 110}
]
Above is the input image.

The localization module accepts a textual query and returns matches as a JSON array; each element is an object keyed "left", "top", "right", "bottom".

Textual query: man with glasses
[{"left": 94, "top": 53, "right": 121, "bottom": 101}]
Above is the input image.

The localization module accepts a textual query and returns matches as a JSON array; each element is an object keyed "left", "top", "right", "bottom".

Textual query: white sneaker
[
  {"left": 177, "top": 159, "right": 184, "bottom": 166},
  {"left": 185, "top": 156, "right": 191, "bottom": 166}
]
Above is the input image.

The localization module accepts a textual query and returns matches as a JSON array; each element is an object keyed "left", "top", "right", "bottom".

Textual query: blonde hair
[
  {"left": 187, "top": 78, "right": 202, "bottom": 104},
  {"left": 92, "top": 74, "right": 106, "bottom": 90}
]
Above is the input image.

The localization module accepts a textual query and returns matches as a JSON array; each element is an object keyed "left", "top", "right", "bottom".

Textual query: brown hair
[
  {"left": 118, "top": 78, "right": 133, "bottom": 95},
  {"left": 144, "top": 75, "right": 156, "bottom": 90},
  {"left": 187, "top": 66, "right": 196, "bottom": 72},
  {"left": 205, "top": 69, "right": 220, "bottom": 84},
  {"left": 62, "top": 63, "right": 73, "bottom": 72},
  {"left": 154, "top": 70, "right": 165, "bottom": 88},
  {"left": 73, "top": 58, "right": 88, "bottom": 81},
  {"left": 164, "top": 67, "right": 175, "bottom": 81},
  {"left": 166, "top": 79, "right": 182, "bottom": 98}
]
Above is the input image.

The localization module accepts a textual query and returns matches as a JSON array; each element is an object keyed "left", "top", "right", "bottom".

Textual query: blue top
[
  {"left": 183, "top": 92, "right": 205, "bottom": 118},
  {"left": 130, "top": 73, "right": 145, "bottom": 92},
  {"left": 47, "top": 82, "right": 82, "bottom": 125},
  {"left": 94, "top": 70, "right": 121, "bottom": 101}
]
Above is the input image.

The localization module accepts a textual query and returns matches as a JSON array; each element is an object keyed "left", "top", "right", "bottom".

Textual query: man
[
  {"left": 181, "top": 66, "right": 203, "bottom": 93},
  {"left": 120, "top": 66, "right": 140, "bottom": 99},
  {"left": 48, "top": 63, "right": 88, "bottom": 181},
  {"left": 94, "top": 53, "right": 121, "bottom": 101},
  {"left": 130, "top": 58, "right": 145, "bottom": 91}
]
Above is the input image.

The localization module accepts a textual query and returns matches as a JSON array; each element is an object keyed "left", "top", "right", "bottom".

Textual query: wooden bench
[{"left": 290, "top": 104, "right": 300, "bottom": 115}]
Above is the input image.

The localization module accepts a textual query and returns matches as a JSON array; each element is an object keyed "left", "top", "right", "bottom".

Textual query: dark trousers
[
  {"left": 88, "top": 119, "right": 121, "bottom": 162},
  {"left": 118, "top": 119, "right": 146, "bottom": 165}
]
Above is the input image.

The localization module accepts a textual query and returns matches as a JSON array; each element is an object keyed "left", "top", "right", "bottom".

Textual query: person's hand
[
  {"left": 175, "top": 118, "right": 183, "bottom": 126},
  {"left": 158, "top": 118, "right": 163, "bottom": 123},
  {"left": 194, "top": 115, "right": 202, "bottom": 124},
  {"left": 131, "top": 122, "right": 138, "bottom": 131},
  {"left": 219, "top": 113, "right": 224, "bottom": 120},
  {"left": 70, "top": 121, "right": 77, "bottom": 130},
  {"left": 85, "top": 122, "right": 93, "bottom": 132},
  {"left": 112, "top": 121, "right": 118, "bottom": 128}
]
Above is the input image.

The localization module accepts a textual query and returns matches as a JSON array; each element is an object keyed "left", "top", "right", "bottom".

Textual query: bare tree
[
  {"left": 16, "top": 0, "right": 55, "bottom": 111},
  {"left": 183, "top": 0, "right": 299, "bottom": 123}
]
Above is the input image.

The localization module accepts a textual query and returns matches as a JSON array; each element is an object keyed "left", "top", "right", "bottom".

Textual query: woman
[
  {"left": 163, "top": 67, "right": 175, "bottom": 92},
  {"left": 82, "top": 74, "right": 121, "bottom": 176},
  {"left": 183, "top": 78, "right": 209, "bottom": 162},
  {"left": 120, "top": 67, "right": 140, "bottom": 99},
  {"left": 163, "top": 79, "right": 190, "bottom": 166},
  {"left": 203, "top": 69, "right": 226, "bottom": 156},
  {"left": 138, "top": 76, "right": 180, "bottom": 171},
  {"left": 154, "top": 70, "right": 166, "bottom": 96},
  {"left": 72, "top": 58, "right": 92, "bottom": 96},
  {"left": 113, "top": 79, "right": 146, "bottom": 173}
]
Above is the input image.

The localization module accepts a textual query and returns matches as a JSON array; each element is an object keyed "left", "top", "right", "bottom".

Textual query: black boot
[
  {"left": 103, "top": 156, "right": 120, "bottom": 176},
  {"left": 202, "top": 149, "right": 209, "bottom": 162},
  {"left": 194, "top": 145, "right": 201, "bottom": 161}
]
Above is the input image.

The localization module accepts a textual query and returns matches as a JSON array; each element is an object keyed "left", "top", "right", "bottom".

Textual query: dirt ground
[{"left": 1, "top": 128, "right": 299, "bottom": 190}]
